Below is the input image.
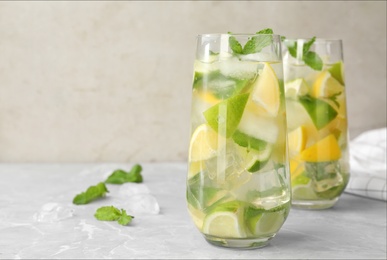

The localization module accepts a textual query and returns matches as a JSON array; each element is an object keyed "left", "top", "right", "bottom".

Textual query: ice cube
[
  {"left": 33, "top": 203, "right": 74, "bottom": 223},
  {"left": 125, "top": 194, "right": 160, "bottom": 215},
  {"left": 118, "top": 183, "right": 150, "bottom": 197},
  {"left": 218, "top": 58, "right": 259, "bottom": 80}
]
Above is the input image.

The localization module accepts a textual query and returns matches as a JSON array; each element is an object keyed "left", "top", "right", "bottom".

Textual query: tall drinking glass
[
  {"left": 186, "top": 34, "right": 291, "bottom": 249},
  {"left": 282, "top": 38, "right": 350, "bottom": 209}
]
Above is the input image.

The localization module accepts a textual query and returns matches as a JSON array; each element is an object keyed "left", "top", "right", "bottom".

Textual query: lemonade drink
[
  {"left": 187, "top": 33, "right": 291, "bottom": 248},
  {"left": 283, "top": 38, "right": 350, "bottom": 209}
]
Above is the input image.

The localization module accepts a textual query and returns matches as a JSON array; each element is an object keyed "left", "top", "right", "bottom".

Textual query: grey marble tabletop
[{"left": 0, "top": 163, "right": 386, "bottom": 259}]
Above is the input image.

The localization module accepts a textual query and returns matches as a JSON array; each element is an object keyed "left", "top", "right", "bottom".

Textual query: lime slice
[
  {"left": 251, "top": 62, "right": 280, "bottom": 117},
  {"left": 312, "top": 70, "right": 344, "bottom": 98},
  {"left": 202, "top": 201, "right": 246, "bottom": 238},
  {"left": 292, "top": 181, "right": 319, "bottom": 200},
  {"left": 237, "top": 145, "right": 272, "bottom": 173},
  {"left": 299, "top": 95, "right": 338, "bottom": 130},
  {"left": 203, "top": 93, "right": 249, "bottom": 138},
  {"left": 328, "top": 61, "right": 345, "bottom": 85},
  {"left": 189, "top": 124, "right": 223, "bottom": 162},
  {"left": 300, "top": 134, "right": 341, "bottom": 162},
  {"left": 232, "top": 130, "right": 268, "bottom": 151},
  {"left": 288, "top": 126, "right": 307, "bottom": 153},
  {"left": 285, "top": 78, "right": 309, "bottom": 99},
  {"left": 245, "top": 206, "right": 286, "bottom": 236}
]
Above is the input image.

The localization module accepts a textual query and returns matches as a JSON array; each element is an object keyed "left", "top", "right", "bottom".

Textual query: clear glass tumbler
[
  {"left": 282, "top": 38, "right": 350, "bottom": 209},
  {"left": 186, "top": 33, "right": 291, "bottom": 249}
]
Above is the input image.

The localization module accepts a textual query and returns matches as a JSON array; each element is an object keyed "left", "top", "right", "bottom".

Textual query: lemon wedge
[
  {"left": 312, "top": 70, "right": 344, "bottom": 98},
  {"left": 300, "top": 134, "right": 341, "bottom": 162},
  {"left": 251, "top": 62, "right": 280, "bottom": 117},
  {"left": 288, "top": 126, "right": 307, "bottom": 153},
  {"left": 189, "top": 124, "right": 223, "bottom": 162}
]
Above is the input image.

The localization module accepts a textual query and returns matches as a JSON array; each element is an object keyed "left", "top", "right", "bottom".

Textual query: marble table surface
[{"left": 0, "top": 163, "right": 386, "bottom": 259}]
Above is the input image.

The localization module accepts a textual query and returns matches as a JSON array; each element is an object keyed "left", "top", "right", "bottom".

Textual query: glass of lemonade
[
  {"left": 282, "top": 38, "right": 350, "bottom": 209},
  {"left": 186, "top": 32, "right": 291, "bottom": 249}
]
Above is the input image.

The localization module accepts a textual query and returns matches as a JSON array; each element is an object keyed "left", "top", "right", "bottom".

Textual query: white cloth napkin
[{"left": 345, "top": 127, "right": 387, "bottom": 201}]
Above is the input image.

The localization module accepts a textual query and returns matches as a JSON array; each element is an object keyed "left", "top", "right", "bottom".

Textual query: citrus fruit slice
[
  {"left": 251, "top": 62, "right": 280, "bottom": 117},
  {"left": 299, "top": 95, "right": 338, "bottom": 130},
  {"left": 245, "top": 206, "right": 286, "bottom": 236},
  {"left": 312, "top": 70, "right": 344, "bottom": 98},
  {"left": 189, "top": 124, "right": 223, "bottom": 162},
  {"left": 300, "top": 134, "right": 341, "bottom": 162},
  {"left": 292, "top": 182, "right": 319, "bottom": 200},
  {"left": 202, "top": 201, "right": 246, "bottom": 238},
  {"left": 203, "top": 93, "right": 249, "bottom": 138},
  {"left": 288, "top": 126, "right": 307, "bottom": 153},
  {"left": 328, "top": 61, "right": 345, "bottom": 85},
  {"left": 285, "top": 78, "right": 309, "bottom": 99}
]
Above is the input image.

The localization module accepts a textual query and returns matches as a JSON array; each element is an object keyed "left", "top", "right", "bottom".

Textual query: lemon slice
[
  {"left": 288, "top": 126, "right": 307, "bottom": 153},
  {"left": 202, "top": 201, "right": 246, "bottom": 238},
  {"left": 251, "top": 62, "right": 280, "bottom": 117},
  {"left": 285, "top": 78, "right": 309, "bottom": 99},
  {"left": 189, "top": 124, "right": 223, "bottom": 162},
  {"left": 300, "top": 134, "right": 341, "bottom": 162},
  {"left": 328, "top": 61, "right": 345, "bottom": 85},
  {"left": 312, "top": 70, "right": 344, "bottom": 98}
]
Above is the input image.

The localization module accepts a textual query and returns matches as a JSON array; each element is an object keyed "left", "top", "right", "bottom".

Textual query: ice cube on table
[
  {"left": 33, "top": 203, "right": 74, "bottom": 223},
  {"left": 124, "top": 194, "right": 160, "bottom": 215},
  {"left": 118, "top": 183, "right": 150, "bottom": 197}
]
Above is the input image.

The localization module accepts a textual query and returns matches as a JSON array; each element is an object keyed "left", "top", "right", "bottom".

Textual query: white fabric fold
[{"left": 345, "top": 127, "right": 386, "bottom": 201}]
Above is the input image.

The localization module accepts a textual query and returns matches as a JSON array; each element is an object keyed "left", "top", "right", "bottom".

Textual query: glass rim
[
  {"left": 197, "top": 33, "right": 282, "bottom": 38},
  {"left": 284, "top": 38, "right": 342, "bottom": 43}
]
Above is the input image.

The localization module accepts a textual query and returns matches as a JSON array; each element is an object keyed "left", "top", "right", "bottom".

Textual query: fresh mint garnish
[
  {"left": 228, "top": 28, "right": 275, "bottom": 55},
  {"left": 105, "top": 164, "right": 143, "bottom": 184},
  {"left": 287, "top": 37, "right": 323, "bottom": 71},
  {"left": 94, "top": 206, "right": 134, "bottom": 226},
  {"left": 73, "top": 182, "right": 109, "bottom": 205}
]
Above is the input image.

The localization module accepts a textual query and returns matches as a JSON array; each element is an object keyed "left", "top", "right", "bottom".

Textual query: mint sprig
[
  {"left": 286, "top": 37, "right": 323, "bottom": 71},
  {"left": 105, "top": 164, "right": 143, "bottom": 184},
  {"left": 94, "top": 206, "right": 134, "bottom": 226},
  {"left": 73, "top": 182, "right": 109, "bottom": 205},
  {"left": 229, "top": 28, "right": 276, "bottom": 55}
]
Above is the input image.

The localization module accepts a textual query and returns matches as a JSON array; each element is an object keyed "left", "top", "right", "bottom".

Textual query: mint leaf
[
  {"left": 229, "top": 36, "right": 243, "bottom": 54},
  {"left": 73, "top": 182, "right": 108, "bottom": 205},
  {"left": 94, "top": 206, "right": 121, "bottom": 221},
  {"left": 256, "top": 28, "right": 273, "bottom": 34},
  {"left": 229, "top": 28, "right": 274, "bottom": 54},
  {"left": 243, "top": 34, "right": 273, "bottom": 54},
  {"left": 118, "top": 209, "right": 134, "bottom": 226},
  {"left": 105, "top": 164, "right": 143, "bottom": 184},
  {"left": 94, "top": 206, "right": 134, "bottom": 226},
  {"left": 303, "top": 51, "right": 323, "bottom": 71},
  {"left": 303, "top": 37, "right": 316, "bottom": 53},
  {"left": 286, "top": 37, "right": 323, "bottom": 71}
]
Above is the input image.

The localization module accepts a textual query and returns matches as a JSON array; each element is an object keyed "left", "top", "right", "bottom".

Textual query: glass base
[
  {"left": 291, "top": 197, "right": 339, "bottom": 210},
  {"left": 203, "top": 234, "right": 275, "bottom": 249}
]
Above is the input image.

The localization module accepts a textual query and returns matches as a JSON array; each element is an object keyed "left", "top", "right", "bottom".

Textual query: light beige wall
[{"left": 0, "top": 1, "right": 385, "bottom": 162}]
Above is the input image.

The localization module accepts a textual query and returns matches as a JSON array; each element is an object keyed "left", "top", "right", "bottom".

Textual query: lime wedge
[
  {"left": 328, "top": 61, "right": 345, "bottom": 85},
  {"left": 245, "top": 205, "right": 287, "bottom": 236},
  {"left": 299, "top": 95, "right": 338, "bottom": 130},
  {"left": 203, "top": 93, "right": 249, "bottom": 138},
  {"left": 285, "top": 78, "right": 309, "bottom": 99}
]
